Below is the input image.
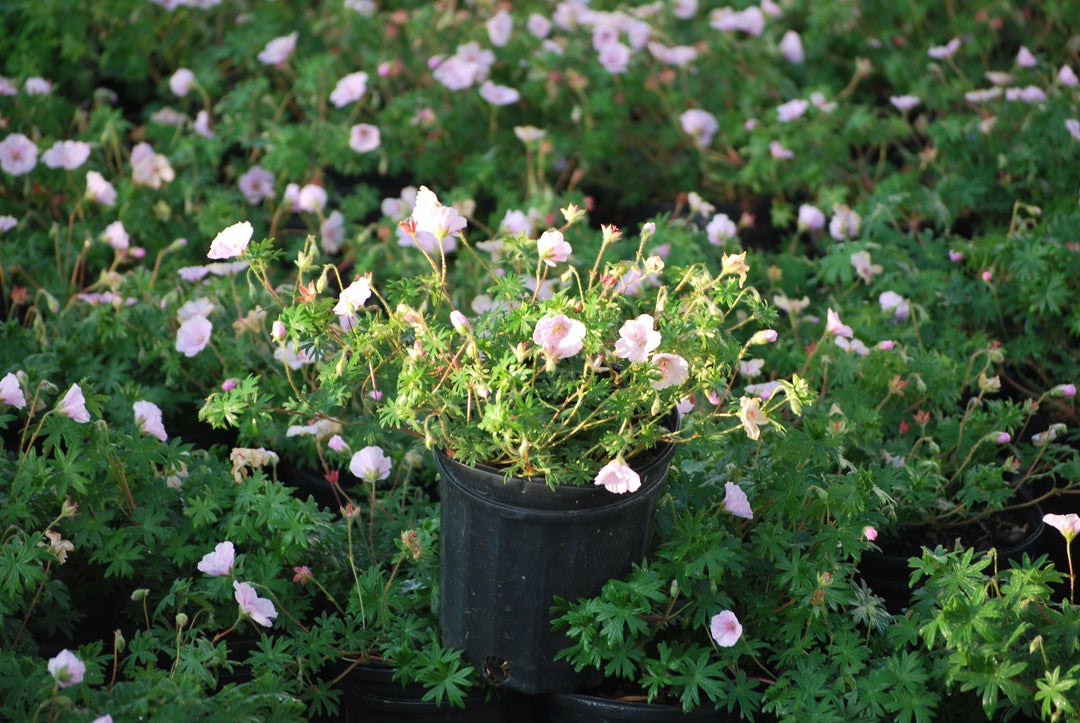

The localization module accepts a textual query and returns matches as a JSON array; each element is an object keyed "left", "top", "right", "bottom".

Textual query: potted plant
[{"left": 196, "top": 186, "right": 812, "bottom": 693}]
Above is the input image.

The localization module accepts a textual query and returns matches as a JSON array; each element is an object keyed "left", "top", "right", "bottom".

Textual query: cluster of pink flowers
[{"left": 198, "top": 541, "right": 280, "bottom": 627}]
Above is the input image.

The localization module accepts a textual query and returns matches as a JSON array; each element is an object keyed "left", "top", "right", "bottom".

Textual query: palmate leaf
[
  {"left": 1035, "top": 666, "right": 1080, "bottom": 720},
  {"left": 671, "top": 648, "right": 728, "bottom": 713}
]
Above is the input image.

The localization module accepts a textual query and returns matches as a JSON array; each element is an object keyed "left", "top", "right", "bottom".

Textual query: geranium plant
[{"left": 202, "top": 187, "right": 811, "bottom": 489}]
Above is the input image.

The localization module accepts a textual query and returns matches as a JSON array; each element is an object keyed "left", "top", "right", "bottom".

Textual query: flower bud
[
  {"left": 669, "top": 579, "right": 679, "bottom": 598},
  {"left": 60, "top": 496, "right": 78, "bottom": 518},
  {"left": 749, "top": 329, "right": 778, "bottom": 345},
  {"left": 640, "top": 221, "right": 656, "bottom": 243},
  {"left": 175, "top": 612, "right": 188, "bottom": 628},
  {"left": 561, "top": 204, "right": 585, "bottom": 225},
  {"left": 114, "top": 629, "right": 125, "bottom": 652},
  {"left": 1052, "top": 383, "right": 1077, "bottom": 398},
  {"left": 272, "top": 320, "right": 286, "bottom": 341},
  {"left": 991, "top": 431, "right": 1011, "bottom": 444},
  {"left": 131, "top": 588, "right": 149, "bottom": 601},
  {"left": 450, "top": 309, "right": 471, "bottom": 334}
]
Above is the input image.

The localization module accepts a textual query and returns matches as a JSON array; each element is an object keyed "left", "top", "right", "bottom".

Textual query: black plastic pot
[
  {"left": 436, "top": 438, "right": 678, "bottom": 696},
  {"left": 547, "top": 692, "right": 736, "bottom": 722},
  {"left": 859, "top": 499, "right": 1045, "bottom": 612}
]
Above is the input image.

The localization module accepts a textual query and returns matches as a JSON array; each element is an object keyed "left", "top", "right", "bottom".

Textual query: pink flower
[
  {"left": 257, "top": 31, "right": 298, "bottom": 66},
  {"left": 169, "top": 68, "right": 195, "bottom": 97},
  {"left": 1016, "top": 46, "right": 1037, "bottom": 68},
  {"left": 829, "top": 205, "right": 861, "bottom": 240},
  {"left": 776, "top": 99, "right": 809, "bottom": 122},
  {"left": 993, "top": 432, "right": 1011, "bottom": 444},
  {"left": 58, "top": 383, "right": 90, "bottom": 423},
  {"left": 779, "top": 31, "right": 804, "bottom": 63},
  {"left": 296, "top": 184, "right": 327, "bottom": 213},
  {"left": 131, "top": 142, "right": 174, "bottom": 188},
  {"left": 238, "top": 165, "right": 275, "bottom": 205},
  {"left": 48, "top": 649, "right": 86, "bottom": 688},
  {"left": 333, "top": 277, "right": 372, "bottom": 317},
  {"left": 24, "top": 77, "right": 52, "bottom": 95},
  {"left": 412, "top": 186, "right": 467, "bottom": 242},
  {"left": 330, "top": 71, "right": 369, "bottom": 107},
  {"left": 527, "top": 12, "right": 552, "bottom": 38},
  {"left": 615, "top": 314, "right": 661, "bottom": 363},
  {"left": 133, "top": 400, "right": 167, "bottom": 441},
  {"left": 321, "top": 210, "right": 346, "bottom": 254},
  {"left": 948, "top": 249, "right": 964, "bottom": 262},
  {"left": 0, "top": 215, "right": 15, "bottom": 232},
  {"left": 92, "top": 716, "right": 113, "bottom": 723},
  {"left": 709, "top": 610, "right": 742, "bottom": 647},
  {"left": 479, "top": 81, "right": 520, "bottom": 106},
  {"left": 651, "top": 353, "right": 689, "bottom": 390},
  {"left": 879, "top": 291, "right": 910, "bottom": 321},
  {"left": 981, "top": 270, "right": 993, "bottom": 283},
  {"left": 723, "top": 482, "right": 753, "bottom": 519},
  {"left": 825, "top": 309, "right": 853, "bottom": 338},
  {"left": 102, "top": 220, "right": 129, "bottom": 251},
  {"left": 851, "top": 250, "right": 882, "bottom": 284},
  {"left": 0, "top": 133, "right": 38, "bottom": 176},
  {"left": 487, "top": 9, "right": 513, "bottom": 47},
  {"left": 1043, "top": 513, "right": 1080, "bottom": 543},
  {"left": 207, "top": 221, "right": 253, "bottom": 260},
  {"left": 533, "top": 314, "right": 587, "bottom": 360},
  {"left": 594, "top": 459, "right": 641, "bottom": 494},
  {"left": 797, "top": 204, "right": 825, "bottom": 231},
  {"left": 1059, "top": 65, "right": 1078, "bottom": 87},
  {"left": 1067, "top": 120, "right": 1080, "bottom": 142},
  {"left": 745, "top": 380, "right": 783, "bottom": 401},
  {"left": 863, "top": 526, "right": 878, "bottom": 541},
  {"left": 193, "top": 110, "right": 214, "bottom": 138},
  {"left": 349, "top": 123, "right": 381, "bottom": 153},
  {"left": 598, "top": 41, "right": 632, "bottom": 74},
  {"left": 739, "top": 358, "right": 764, "bottom": 377},
  {"left": 706, "top": 213, "right": 737, "bottom": 246},
  {"left": 769, "top": 141, "right": 794, "bottom": 160},
  {"left": 739, "top": 396, "right": 769, "bottom": 440},
  {"left": 680, "top": 109, "right": 719, "bottom": 148},
  {"left": 350, "top": 445, "right": 392, "bottom": 483},
  {"left": 537, "top": 229, "right": 572, "bottom": 266},
  {"left": 328, "top": 434, "right": 349, "bottom": 454},
  {"left": 233, "top": 580, "right": 278, "bottom": 627},
  {"left": 85, "top": 171, "right": 117, "bottom": 206},
  {"left": 1005, "top": 85, "right": 1046, "bottom": 103},
  {"left": 42, "top": 140, "right": 92, "bottom": 170},
  {"left": 889, "top": 95, "right": 921, "bottom": 111},
  {"left": 928, "top": 37, "right": 961, "bottom": 59},
  {"left": 673, "top": 0, "right": 697, "bottom": 19},
  {"left": 292, "top": 566, "right": 313, "bottom": 586},
  {"left": 197, "top": 541, "right": 235, "bottom": 576},
  {"left": 176, "top": 315, "right": 213, "bottom": 357},
  {"left": 222, "top": 378, "right": 239, "bottom": 391},
  {"left": 0, "top": 372, "right": 26, "bottom": 409},
  {"left": 178, "top": 297, "right": 214, "bottom": 322}
]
